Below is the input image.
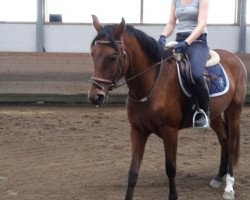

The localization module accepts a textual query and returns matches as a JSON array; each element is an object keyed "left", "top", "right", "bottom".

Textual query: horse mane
[
  {"left": 91, "top": 24, "right": 162, "bottom": 63},
  {"left": 125, "top": 25, "right": 162, "bottom": 63}
]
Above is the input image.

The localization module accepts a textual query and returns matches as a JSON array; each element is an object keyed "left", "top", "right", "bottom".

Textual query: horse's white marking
[{"left": 223, "top": 174, "right": 235, "bottom": 200}]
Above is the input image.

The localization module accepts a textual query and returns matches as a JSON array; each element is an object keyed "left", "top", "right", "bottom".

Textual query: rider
[{"left": 158, "top": 0, "right": 210, "bottom": 128}]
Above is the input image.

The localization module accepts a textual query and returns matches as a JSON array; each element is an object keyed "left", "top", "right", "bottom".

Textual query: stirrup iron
[{"left": 193, "top": 109, "right": 210, "bottom": 128}]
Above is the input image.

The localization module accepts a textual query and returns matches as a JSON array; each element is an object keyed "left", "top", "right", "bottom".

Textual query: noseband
[{"left": 91, "top": 40, "right": 127, "bottom": 95}]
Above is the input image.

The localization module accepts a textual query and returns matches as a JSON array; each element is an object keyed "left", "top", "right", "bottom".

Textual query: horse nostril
[
  {"left": 89, "top": 94, "right": 105, "bottom": 106},
  {"left": 97, "top": 94, "right": 105, "bottom": 103}
]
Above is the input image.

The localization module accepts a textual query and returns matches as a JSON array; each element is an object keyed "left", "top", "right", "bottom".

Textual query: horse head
[{"left": 88, "top": 15, "right": 127, "bottom": 106}]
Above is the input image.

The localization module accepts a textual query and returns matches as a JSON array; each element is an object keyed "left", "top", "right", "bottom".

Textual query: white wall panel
[
  {"left": 44, "top": 24, "right": 95, "bottom": 52},
  {"left": 206, "top": 25, "right": 240, "bottom": 52},
  {"left": 247, "top": 26, "right": 250, "bottom": 53},
  {"left": 0, "top": 23, "right": 36, "bottom": 52},
  {"left": 136, "top": 25, "right": 241, "bottom": 53},
  {"left": 0, "top": 23, "right": 249, "bottom": 53}
]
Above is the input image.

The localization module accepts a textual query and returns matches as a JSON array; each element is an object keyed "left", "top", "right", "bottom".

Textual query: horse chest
[{"left": 128, "top": 106, "right": 169, "bottom": 134}]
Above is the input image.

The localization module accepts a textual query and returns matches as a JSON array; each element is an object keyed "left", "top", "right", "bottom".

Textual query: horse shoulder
[{"left": 150, "top": 62, "right": 183, "bottom": 127}]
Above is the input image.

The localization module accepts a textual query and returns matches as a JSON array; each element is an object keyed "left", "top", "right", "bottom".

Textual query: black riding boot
[{"left": 193, "top": 78, "right": 210, "bottom": 128}]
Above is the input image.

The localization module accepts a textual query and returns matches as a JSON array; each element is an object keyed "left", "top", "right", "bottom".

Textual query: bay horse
[{"left": 88, "top": 15, "right": 247, "bottom": 200}]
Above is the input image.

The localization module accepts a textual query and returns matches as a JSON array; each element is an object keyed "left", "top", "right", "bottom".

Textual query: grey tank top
[{"left": 173, "top": 0, "right": 207, "bottom": 33}]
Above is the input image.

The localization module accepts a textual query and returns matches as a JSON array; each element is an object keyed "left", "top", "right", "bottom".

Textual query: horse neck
[{"left": 124, "top": 43, "right": 160, "bottom": 100}]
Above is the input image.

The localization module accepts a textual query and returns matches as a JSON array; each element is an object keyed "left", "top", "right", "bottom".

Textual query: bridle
[
  {"left": 91, "top": 40, "right": 127, "bottom": 95},
  {"left": 91, "top": 39, "right": 174, "bottom": 101}
]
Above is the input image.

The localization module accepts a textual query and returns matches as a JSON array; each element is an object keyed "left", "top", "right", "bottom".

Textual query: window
[
  {"left": 0, "top": 0, "right": 243, "bottom": 24},
  {"left": 0, "top": 0, "right": 36, "bottom": 22},
  {"left": 45, "top": 0, "right": 140, "bottom": 23},
  {"left": 208, "top": 0, "right": 236, "bottom": 24},
  {"left": 143, "top": 0, "right": 237, "bottom": 24},
  {"left": 143, "top": 0, "right": 171, "bottom": 23}
]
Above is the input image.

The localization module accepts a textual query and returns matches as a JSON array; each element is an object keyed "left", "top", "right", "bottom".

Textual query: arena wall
[{"left": 0, "top": 51, "right": 249, "bottom": 103}]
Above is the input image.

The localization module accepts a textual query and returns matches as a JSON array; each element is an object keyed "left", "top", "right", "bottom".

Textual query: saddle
[
  {"left": 177, "top": 50, "right": 220, "bottom": 86},
  {"left": 175, "top": 50, "right": 229, "bottom": 98}
]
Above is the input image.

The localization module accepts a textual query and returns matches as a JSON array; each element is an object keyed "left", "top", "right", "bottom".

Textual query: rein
[
  {"left": 91, "top": 39, "right": 174, "bottom": 101},
  {"left": 114, "top": 56, "right": 171, "bottom": 89}
]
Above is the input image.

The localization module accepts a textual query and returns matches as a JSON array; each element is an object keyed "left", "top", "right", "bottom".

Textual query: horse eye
[{"left": 109, "top": 54, "right": 118, "bottom": 62}]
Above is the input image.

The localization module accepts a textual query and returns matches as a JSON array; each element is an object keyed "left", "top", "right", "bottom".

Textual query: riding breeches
[{"left": 176, "top": 33, "right": 210, "bottom": 112}]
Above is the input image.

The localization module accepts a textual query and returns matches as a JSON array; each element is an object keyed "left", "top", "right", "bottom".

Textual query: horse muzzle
[{"left": 88, "top": 89, "right": 108, "bottom": 107}]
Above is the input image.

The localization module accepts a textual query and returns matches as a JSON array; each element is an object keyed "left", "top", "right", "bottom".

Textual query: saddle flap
[{"left": 177, "top": 58, "right": 193, "bottom": 85}]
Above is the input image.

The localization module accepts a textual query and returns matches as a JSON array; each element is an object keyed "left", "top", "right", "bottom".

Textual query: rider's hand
[
  {"left": 174, "top": 41, "right": 189, "bottom": 53},
  {"left": 157, "top": 35, "right": 166, "bottom": 49}
]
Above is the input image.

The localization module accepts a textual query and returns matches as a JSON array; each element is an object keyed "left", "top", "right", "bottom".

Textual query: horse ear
[
  {"left": 92, "top": 15, "right": 102, "bottom": 33},
  {"left": 113, "top": 18, "right": 126, "bottom": 40}
]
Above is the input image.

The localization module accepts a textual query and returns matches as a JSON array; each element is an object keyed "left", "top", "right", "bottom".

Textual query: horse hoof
[
  {"left": 209, "top": 179, "right": 222, "bottom": 188},
  {"left": 223, "top": 190, "right": 235, "bottom": 200}
]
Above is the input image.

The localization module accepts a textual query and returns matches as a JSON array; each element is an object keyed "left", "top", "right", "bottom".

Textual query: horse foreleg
[
  {"left": 125, "top": 127, "right": 148, "bottom": 200},
  {"left": 162, "top": 127, "right": 178, "bottom": 200}
]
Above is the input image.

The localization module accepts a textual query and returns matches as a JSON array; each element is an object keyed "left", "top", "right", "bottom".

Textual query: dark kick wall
[{"left": 0, "top": 52, "right": 249, "bottom": 103}]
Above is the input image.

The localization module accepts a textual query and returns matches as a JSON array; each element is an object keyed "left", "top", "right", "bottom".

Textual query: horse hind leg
[
  {"left": 209, "top": 115, "right": 229, "bottom": 188},
  {"left": 210, "top": 105, "right": 241, "bottom": 200},
  {"left": 222, "top": 105, "right": 242, "bottom": 200}
]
